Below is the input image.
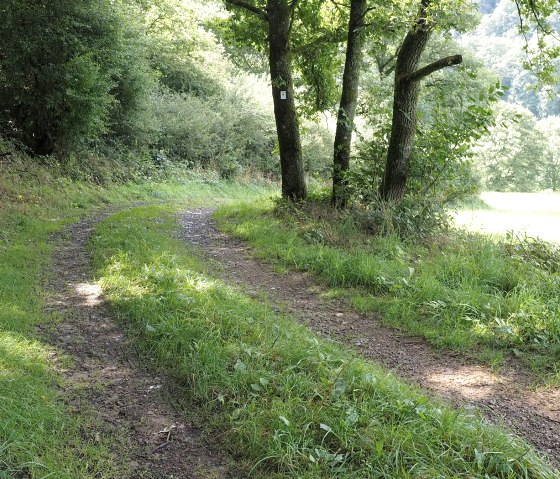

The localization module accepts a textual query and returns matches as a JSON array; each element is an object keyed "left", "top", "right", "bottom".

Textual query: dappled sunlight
[
  {"left": 424, "top": 365, "right": 501, "bottom": 401},
  {"left": 185, "top": 274, "right": 219, "bottom": 293},
  {"left": 73, "top": 282, "right": 103, "bottom": 307},
  {"left": 0, "top": 331, "right": 52, "bottom": 376}
]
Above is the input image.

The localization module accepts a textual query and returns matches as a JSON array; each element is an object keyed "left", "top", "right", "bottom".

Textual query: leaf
[
  {"left": 234, "top": 359, "right": 247, "bottom": 372},
  {"left": 279, "top": 415, "right": 290, "bottom": 427},
  {"left": 332, "top": 378, "right": 347, "bottom": 397},
  {"left": 259, "top": 377, "right": 269, "bottom": 386},
  {"left": 320, "top": 423, "right": 332, "bottom": 433},
  {"left": 146, "top": 324, "right": 156, "bottom": 332}
]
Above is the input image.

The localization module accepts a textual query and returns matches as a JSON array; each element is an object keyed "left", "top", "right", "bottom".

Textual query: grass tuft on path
[
  {"left": 215, "top": 200, "right": 560, "bottom": 383},
  {"left": 91, "top": 204, "right": 557, "bottom": 478},
  {"left": 0, "top": 160, "right": 273, "bottom": 478}
]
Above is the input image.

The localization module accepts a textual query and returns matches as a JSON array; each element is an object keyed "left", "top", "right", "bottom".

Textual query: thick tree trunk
[
  {"left": 380, "top": 9, "right": 431, "bottom": 202},
  {"left": 332, "top": 0, "right": 368, "bottom": 209},
  {"left": 380, "top": 0, "right": 462, "bottom": 202},
  {"left": 267, "top": 0, "right": 307, "bottom": 201}
]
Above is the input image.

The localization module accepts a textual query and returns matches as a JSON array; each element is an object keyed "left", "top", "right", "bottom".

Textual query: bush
[
  {"left": 149, "top": 87, "right": 277, "bottom": 177},
  {"left": 0, "top": 1, "right": 152, "bottom": 155}
]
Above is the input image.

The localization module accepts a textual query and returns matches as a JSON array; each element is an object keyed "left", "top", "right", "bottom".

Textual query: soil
[
  {"left": 40, "top": 213, "right": 238, "bottom": 479},
  {"left": 178, "top": 208, "right": 560, "bottom": 468}
]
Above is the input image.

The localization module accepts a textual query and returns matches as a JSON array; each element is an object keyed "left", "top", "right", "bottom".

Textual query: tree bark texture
[
  {"left": 332, "top": 0, "right": 368, "bottom": 209},
  {"left": 267, "top": 0, "right": 307, "bottom": 201},
  {"left": 380, "top": 0, "right": 462, "bottom": 202}
]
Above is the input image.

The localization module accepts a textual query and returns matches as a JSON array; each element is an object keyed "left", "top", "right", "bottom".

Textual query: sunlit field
[{"left": 454, "top": 192, "right": 560, "bottom": 242}]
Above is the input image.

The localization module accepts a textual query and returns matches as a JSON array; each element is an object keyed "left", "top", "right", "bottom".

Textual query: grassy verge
[
  {"left": 0, "top": 159, "right": 273, "bottom": 478},
  {"left": 91, "top": 204, "right": 557, "bottom": 478},
  {"left": 215, "top": 200, "right": 560, "bottom": 383}
]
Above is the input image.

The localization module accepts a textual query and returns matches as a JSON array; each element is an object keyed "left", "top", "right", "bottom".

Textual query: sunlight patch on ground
[
  {"left": 74, "top": 282, "right": 103, "bottom": 307},
  {"left": 454, "top": 192, "right": 560, "bottom": 242},
  {"left": 426, "top": 366, "right": 501, "bottom": 401}
]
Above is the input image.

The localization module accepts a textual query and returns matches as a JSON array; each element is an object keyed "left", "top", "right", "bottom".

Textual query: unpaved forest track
[
  {"left": 41, "top": 213, "right": 235, "bottom": 479},
  {"left": 179, "top": 208, "right": 560, "bottom": 467}
]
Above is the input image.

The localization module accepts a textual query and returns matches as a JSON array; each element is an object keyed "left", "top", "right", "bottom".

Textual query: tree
[
  {"left": 0, "top": 0, "right": 153, "bottom": 156},
  {"left": 224, "top": 0, "right": 307, "bottom": 200},
  {"left": 379, "top": 0, "right": 463, "bottom": 201},
  {"left": 473, "top": 102, "right": 547, "bottom": 191},
  {"left": 332, "top": 0, "right": 368, "bottom": 209},
  {"left": 536, "top": 116, "right": 560, "bottom": 191}
]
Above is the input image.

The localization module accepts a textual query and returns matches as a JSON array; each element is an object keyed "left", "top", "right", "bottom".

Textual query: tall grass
[
  {"left": 215, "top": 200, "right": 560, "bottom": 382},
  {"left": 91, "top": 205, "right": 557, "bottom": 478}
]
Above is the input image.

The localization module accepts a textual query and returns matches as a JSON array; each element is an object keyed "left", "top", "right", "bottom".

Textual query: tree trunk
[
  {"left": 380, "top": 8, "right": 431, "bottom": 202},
  {"left": 379, "top": 0, "right": 462, "bottom": 202},
  {"left": 332, "top": 0, "right": 368, "bottom": 209},
  {"left": 267, "top": 0, "right": 307, "bottom": 201}
]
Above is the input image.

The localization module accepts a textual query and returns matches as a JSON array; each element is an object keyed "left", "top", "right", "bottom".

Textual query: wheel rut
[
  {"left": 41, "top": 212, "right": 236, "bottom": 479},
  {"left": 178, "top": 208, "right": 560, "bottom": 467}
]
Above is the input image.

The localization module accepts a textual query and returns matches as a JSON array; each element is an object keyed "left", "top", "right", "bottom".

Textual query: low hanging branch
[
  {"left": 379, "top": 0, "right": 463, "bottom": 202},
  {"left": 225, "top": 0, "right": 269, "bottom": 21},
  {"left": 400, "top": 54, "right": 463, "bottom": 83}
]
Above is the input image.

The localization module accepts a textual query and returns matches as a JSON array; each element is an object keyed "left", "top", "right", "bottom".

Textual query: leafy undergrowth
[
  {"left": 215, "top": 200, "right": 560, "bottom": 383},
  {"left": 0, "top": 160, "right": 273, "bottom": 478},
  {"left": 91, "top": 205, "right": 557, "bottom": 479}
]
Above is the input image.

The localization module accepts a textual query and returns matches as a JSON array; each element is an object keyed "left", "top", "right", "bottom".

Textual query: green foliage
[
  {"left": 0, "top": 0, "right": 153, "bottom": 155},
  {"left": 473, "top": 102, "right": 548, "bottom": 192},
  {"left": 351, "top": 37, "right": 499, "bottom": 235},
  {"left": 216, "top": 0, "right": 347, "bottom": 116},
  {"left": 149, "top": 85, "right": 277, "bottom": 175},
  {"left": 217, "top": 201, "right": 560, "bottom": 383},
  {"left": 536, "top": 116, "right": 560, "bottom": 191},
  {"left": 464, "top": 0, "right": 560, "bottom": 116},
  {"left": 92, "top": 204, "right": 557, "bottom": 478}
]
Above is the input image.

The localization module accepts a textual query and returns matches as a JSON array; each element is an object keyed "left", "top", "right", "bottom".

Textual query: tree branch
[
  {"left": 225, "top": 0, "right": 268, "bottom": 22},
  {"left": 400, "top": 54, "right": 462, "bottom": 83}
]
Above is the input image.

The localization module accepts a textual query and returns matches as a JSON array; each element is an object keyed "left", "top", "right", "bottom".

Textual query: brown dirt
[
  {"left": 178, "top": 208, "right": 560, "bottom": 468},
  {"left": 40, "top": 213, "right": 238, "bottom": 479}
]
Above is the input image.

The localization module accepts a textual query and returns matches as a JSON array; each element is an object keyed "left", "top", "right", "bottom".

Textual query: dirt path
[
  {"left": 41, "top": 213, "right": 236, "bottom": 479},
  {"left": 179, "top": 208, "right": 560, "bottom": 467}
]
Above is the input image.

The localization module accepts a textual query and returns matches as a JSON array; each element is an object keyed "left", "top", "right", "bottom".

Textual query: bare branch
[
  {"left": 400, "top": 54, "right": 462, "bottom": 83},
  {"left": 226, "top": 0, "right": 268, "bottom": 22}
]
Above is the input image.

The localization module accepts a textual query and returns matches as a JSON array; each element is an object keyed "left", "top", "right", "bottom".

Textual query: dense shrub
[{"left": 0, "top": 1, "right": 153, "bottom": 155}]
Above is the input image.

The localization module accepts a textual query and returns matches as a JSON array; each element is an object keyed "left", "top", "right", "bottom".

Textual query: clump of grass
[
  {"left": 91, "top": 205, "right": 557, "bottom": 478},
  {"left": 215, "top": 201, "right": 560, "bottom": 382}
]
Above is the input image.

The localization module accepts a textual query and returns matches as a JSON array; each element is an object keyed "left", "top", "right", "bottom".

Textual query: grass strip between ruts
[{"left": 91, "top": 204, "right": 557, "bottom": 478}]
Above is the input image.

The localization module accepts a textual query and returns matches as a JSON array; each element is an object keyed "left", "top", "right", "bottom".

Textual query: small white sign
[{"left": 280, "top": 91, "right": 287, "bottom": 100}]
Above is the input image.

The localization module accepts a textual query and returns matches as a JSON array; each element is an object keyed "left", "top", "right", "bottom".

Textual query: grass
[
  {"left": 0, "top": 158, "right": 274, "bottom": 478},
  {"left": 90, "top": 204, "right": 557, "bottom": 478},
  {"left": 215, "top": 199, "right": 560, "bottom": 383}
]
